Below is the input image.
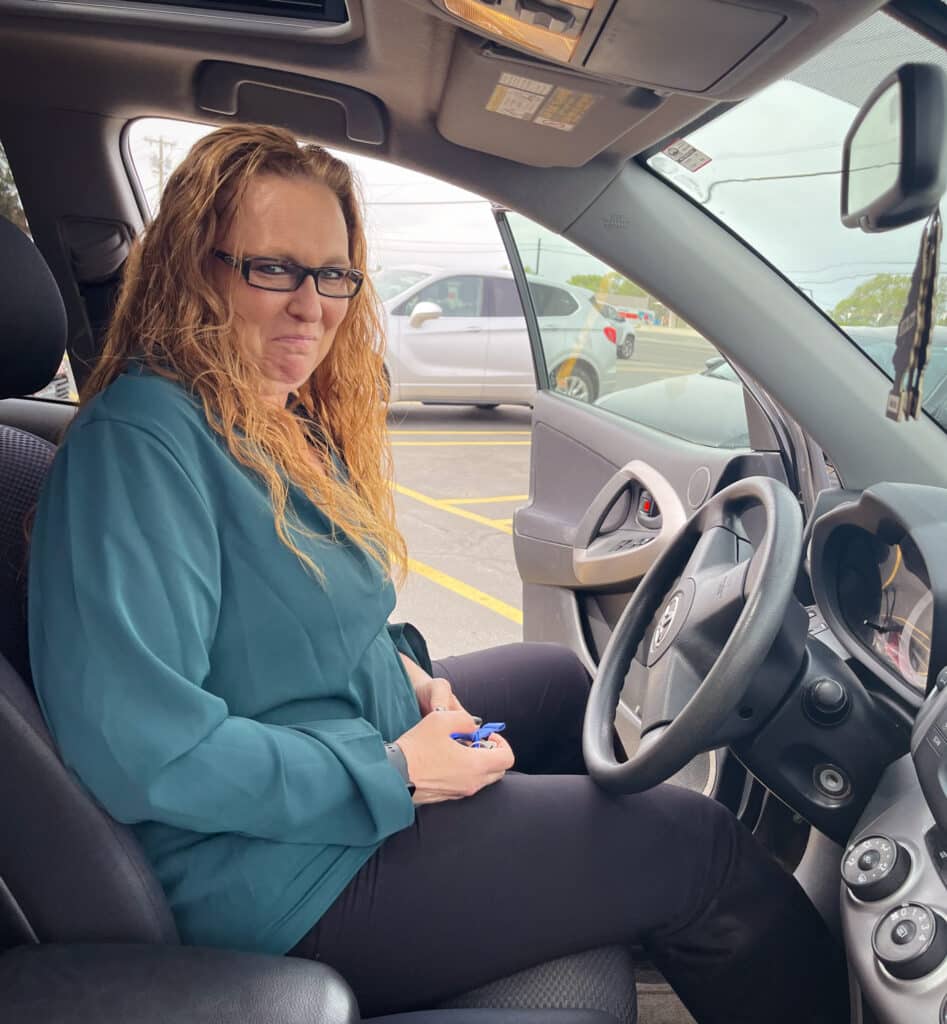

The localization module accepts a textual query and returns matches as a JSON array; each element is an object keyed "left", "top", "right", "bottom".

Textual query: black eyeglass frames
[{"left": 213, "top": 250, "right": 364, "bottom": 298}]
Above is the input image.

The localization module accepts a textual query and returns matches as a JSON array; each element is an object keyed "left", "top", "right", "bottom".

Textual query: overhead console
[{"left": 427, "top": 0, "right": 813, "bottom": 97}]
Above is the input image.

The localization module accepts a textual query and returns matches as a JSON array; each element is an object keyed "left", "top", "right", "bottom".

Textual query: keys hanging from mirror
[{"left": 887, "top": 207, "right": 942, "bottom": 422}]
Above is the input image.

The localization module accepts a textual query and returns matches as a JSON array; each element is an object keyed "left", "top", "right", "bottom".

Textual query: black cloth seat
[{"left": 0, "top": 214, "right": 636, "bottom": 1023}]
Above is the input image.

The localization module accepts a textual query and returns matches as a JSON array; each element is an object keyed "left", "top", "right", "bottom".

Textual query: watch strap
[{"left": 384, "top": 742, "right": 416, "bottom": 796}]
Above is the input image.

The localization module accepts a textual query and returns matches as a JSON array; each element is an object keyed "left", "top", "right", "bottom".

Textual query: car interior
[{"left": 4, "top": 1, "right": 947, "bottom": 1022}]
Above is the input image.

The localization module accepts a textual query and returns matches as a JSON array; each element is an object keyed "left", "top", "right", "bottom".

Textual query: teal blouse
[{"left": 28, "top": 371, "right": 422, "bottom": 955}]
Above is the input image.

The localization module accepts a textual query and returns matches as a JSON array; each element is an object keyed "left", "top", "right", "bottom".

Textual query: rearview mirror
[
  {"left": 409, "top": 301, "right": 443, "bottom": 328},
  {"left": 841, "top": 63, "right": 947, "bottom": 232}
]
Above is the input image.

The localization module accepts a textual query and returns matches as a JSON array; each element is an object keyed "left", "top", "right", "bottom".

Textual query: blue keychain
[{"left": 451, "top": 722, "right": 506, "bottom": 747}]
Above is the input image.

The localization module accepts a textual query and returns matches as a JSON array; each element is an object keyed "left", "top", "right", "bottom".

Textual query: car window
[
  {"left": 2, "top": 141, "right": 78, "bottom": 402},
  {"left": 530, "top": 283, "right": 578, "bottom": 317},
  {"left": 1, "top": 141, "right": 29, "bottom": 237},
  {"left": 505, "top": 211, "right": 752, "bottom": 446},
  {"left": 373, "top": 268, "right": 430, "bottom": 301},
  {"left": 488, "top": 276, "right": 525, "bottom": 317},
  {"left": 398, "top": 275, "right": 485, "bottom": 318},
  {"left": 648, "top": 9, "right": 947, "bottom": 434}
]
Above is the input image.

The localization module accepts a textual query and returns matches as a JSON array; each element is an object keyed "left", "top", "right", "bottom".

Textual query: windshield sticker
[
  {"left": 533, "top": 87, "right": 597, "bottom": 132},
  {"left": 662, "top": 139, "right": 712, "bottom": 173},
  {"left": 487, "top": 73, "right": 553, "bottom": 121}
]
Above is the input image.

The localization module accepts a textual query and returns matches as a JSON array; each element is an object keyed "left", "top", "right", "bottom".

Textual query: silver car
[{"left": 375, "top": 266, "right": 618, "bottom": 407}]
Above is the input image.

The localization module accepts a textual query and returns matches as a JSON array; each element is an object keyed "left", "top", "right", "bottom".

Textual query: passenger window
[
  {"left": 504, "top": 211, "right": 752, "bottom": 447},
  {"left": 399, "top": 275, "right": 485, "bottom": 318}
]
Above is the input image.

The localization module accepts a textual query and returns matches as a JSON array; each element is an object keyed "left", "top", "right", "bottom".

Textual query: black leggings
[{"left": 289, "top": 643, "right": 848, "bottom": 1024}]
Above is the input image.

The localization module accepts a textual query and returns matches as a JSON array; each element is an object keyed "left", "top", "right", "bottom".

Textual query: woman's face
[{"left": 211, "top": 173, "right": 352, "bottom": 407}]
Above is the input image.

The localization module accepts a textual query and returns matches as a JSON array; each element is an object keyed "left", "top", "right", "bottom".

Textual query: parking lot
[
  {"left": 388, "top": 327, "right": 717, "bottom": 659},
  {"left": 389, "top": 402, "right": 531, "bottom": 659}
]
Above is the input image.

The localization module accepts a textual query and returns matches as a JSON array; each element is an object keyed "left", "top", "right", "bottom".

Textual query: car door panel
[{"left": 514, "top": 393, "right": 784, "bottom": 593}]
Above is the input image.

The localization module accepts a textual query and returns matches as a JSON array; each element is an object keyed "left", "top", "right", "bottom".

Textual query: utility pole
[
  {"left": 144, "top": 135, "right": 176, "bottom": 204},
  {"left": 535, "top": 237, "right": 542, "bottom": 274}
]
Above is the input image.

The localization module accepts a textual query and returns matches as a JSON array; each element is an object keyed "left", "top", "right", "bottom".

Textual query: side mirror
[
  {"left": 841, "top": 63, "right": 947, "bottom": 233},
  {"left": 409, "top": 301, "right": 443, "bottom": 329}
]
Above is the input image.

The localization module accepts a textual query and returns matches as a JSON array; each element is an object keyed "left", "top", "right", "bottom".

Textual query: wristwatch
[{"left": 384, "top": 742, "right": 416, "bottom": 796}]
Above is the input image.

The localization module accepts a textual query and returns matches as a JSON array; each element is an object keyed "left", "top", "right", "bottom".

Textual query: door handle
[{"left": 464, "top": 326, "right": 485, "bottom": 332}]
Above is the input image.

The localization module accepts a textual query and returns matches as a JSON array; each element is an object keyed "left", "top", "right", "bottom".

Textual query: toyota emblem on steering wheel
[{"left": 650, "top": 593, "right": 681, "bottom": 655}]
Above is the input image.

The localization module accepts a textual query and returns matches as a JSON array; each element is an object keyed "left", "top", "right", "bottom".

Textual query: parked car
[
  {"left": 374, "top": 266, "right": 617, "bottom": 406},
  {"left": 588, "top": 297, "right": 636, "bottom": 359}
]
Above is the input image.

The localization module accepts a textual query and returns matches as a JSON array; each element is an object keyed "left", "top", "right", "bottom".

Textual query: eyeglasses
[{"left": 213, "top": 250, "right": 364, "bottom": 298}]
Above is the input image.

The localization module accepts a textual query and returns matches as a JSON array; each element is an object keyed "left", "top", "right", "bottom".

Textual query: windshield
[
  {"left": 649, "top": 10, "right": 947, "bottom": 430},
  {"left": 372, "top": 268, "right": 430, "bottom": 301}
]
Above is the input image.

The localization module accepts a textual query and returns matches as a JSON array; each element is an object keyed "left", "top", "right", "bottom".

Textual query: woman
[{"left": 28, "top": 125, "right": 847, "bottom": 1023}]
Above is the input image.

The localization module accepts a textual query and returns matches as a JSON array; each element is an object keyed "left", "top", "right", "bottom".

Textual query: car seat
[{"left": 0, "top": 215, "right": 637, "bottom": 1024}]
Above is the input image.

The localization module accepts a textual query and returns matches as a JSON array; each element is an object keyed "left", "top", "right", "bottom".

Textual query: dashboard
[{"left": 799, "top": 483, "right": 947, "bottom": 1023}]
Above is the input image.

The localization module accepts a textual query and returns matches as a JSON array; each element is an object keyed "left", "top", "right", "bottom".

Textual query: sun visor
[
  {"left": 436, "top": 36, "right": 663, "bottom": 168},
  {"left": 429, "top": 0, "right": 813, "bottom": 99}
]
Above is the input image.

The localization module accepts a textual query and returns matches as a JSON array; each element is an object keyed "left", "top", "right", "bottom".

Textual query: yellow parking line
[
  {"left": 392, "top": 441, "right": 531, "bottom": 447},
  {"left": 443, "top": 495, "right": 528, "bottom": 505},
  {"left": 408, "top": 558, "right": 523, "bottom": 625},
  {"left": 394, "top": 483, "right": 513, "bottom": 535}
]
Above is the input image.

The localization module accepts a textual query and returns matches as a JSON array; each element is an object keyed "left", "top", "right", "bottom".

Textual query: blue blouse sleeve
[{"left": 28, "top": 417, "right": 414, "bottom": 847}]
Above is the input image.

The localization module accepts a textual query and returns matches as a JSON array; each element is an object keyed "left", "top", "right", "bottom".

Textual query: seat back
[{"left": 0, "top": 215, "right": 178, "bottom": 949}]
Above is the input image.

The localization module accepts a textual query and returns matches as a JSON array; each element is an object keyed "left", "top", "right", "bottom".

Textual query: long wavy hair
[{"left": 82, "top": 123, "right": 407, "bottom": 582}]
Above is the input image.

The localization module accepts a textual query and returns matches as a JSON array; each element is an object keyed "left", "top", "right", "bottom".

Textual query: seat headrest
[{"left": 0, "top": 217, "right": 67, "bottom": 400}]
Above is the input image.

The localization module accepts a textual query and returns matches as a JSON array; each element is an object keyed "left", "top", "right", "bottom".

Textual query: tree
[
  {"left": 567, "top": 271, "right": 644, "bottom": 297},
  {"left": 830, "top": 272, "right": 947, "bottom": 327},
  {"left": 0, "top": 145, "right": 29, "bottom": 233}
]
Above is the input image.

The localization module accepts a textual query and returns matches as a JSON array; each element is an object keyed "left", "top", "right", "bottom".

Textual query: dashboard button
[
  {"left": 858, "top": 849, "right": 882, "bottom": 872},
  {"left": 803, "top": 678, "right": 850, "bottom": 725},
  {"left": 892, "top": 919, "right": 917, "bottom": 945}
]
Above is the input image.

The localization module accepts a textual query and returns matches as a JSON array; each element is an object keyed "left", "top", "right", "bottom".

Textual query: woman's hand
[
  {"left": 396, "top": 709, "right": 515, "bottom": 805},
  {"left": 399, "top": 653, "right": 469, "bottom": 717}
]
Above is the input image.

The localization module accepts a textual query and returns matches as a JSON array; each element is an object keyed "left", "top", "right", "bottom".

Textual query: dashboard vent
[{"left": 132, "top": 0, "right": 348, "bottom": 22}]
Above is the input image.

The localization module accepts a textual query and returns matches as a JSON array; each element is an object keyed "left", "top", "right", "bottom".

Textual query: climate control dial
[
  {"left": 872, "top": 903, "right": 947, "bottom": 980},
  {"left": 842, "top": 836, "right": 911, "bottom": 901}
]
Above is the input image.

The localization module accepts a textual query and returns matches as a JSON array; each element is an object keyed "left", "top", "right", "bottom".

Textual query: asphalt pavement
[{"left": 389, "top": 402, "right": 530, "bottom": 660}]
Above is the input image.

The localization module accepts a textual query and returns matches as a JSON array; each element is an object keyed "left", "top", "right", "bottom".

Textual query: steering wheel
[{"left": 582, "top": 475, "right": 803, "bottom": 794}]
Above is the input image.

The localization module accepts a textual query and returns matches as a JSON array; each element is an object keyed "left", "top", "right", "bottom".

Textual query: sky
[{"left": 651, "top": 11, "right": 947, "bottom": 311}]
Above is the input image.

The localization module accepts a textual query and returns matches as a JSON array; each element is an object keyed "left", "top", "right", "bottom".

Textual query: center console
[{"left": 841, "top": 682, "right": 947, "bottom": 1022}]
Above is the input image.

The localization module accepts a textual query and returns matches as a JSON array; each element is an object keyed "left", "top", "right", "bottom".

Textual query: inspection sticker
[
  {"left": 487, "top": 73, "right": 553, "bottom": 121},
  {"left": 662, "top": 139, "right": 711, "bottom": 172},
  {"left": 533, "top": 87, "right": 597, "bottom": 131}
]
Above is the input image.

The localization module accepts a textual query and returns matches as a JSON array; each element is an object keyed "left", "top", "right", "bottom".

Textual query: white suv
[{"left": 375, "top": 266, "right": 618, "bottom": 407}]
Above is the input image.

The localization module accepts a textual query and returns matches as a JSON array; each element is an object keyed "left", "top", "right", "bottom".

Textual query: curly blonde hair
[{"left": 82, "top": 123, "right": 406, "bottom": 582}]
